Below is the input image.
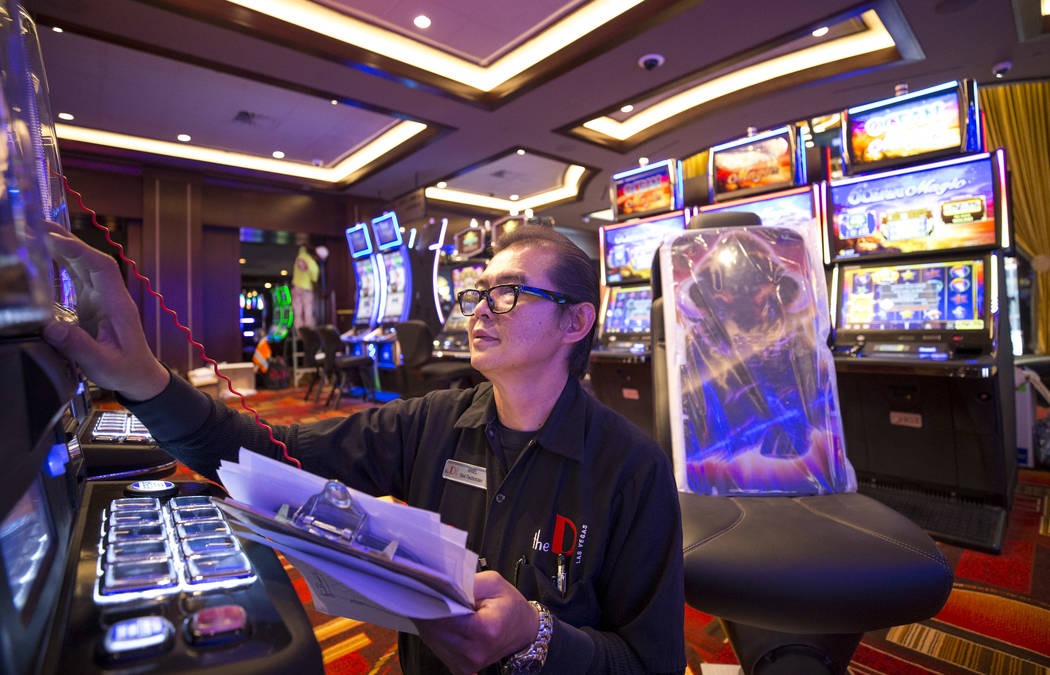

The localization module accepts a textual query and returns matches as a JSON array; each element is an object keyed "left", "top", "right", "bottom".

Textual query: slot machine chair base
[{"left": 680, "top": 491, "right": 953, "bottom": 675}]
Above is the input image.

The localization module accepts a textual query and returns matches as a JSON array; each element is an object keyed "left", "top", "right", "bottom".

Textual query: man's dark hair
[{"left": 494, "top": 225, "right": 599, "bottom": 379}]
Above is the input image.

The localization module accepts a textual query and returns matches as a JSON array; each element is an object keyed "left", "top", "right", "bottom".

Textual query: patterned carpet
[{"left": 181, "top": 384, "right": 1050, "bottom": 674}]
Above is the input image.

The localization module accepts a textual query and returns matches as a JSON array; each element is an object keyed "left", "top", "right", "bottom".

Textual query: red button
[{"left": 188, "top": 604, "right": 248, "bottom": 645}]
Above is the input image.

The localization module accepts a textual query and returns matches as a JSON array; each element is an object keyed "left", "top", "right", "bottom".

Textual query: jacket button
[{"left": 495, "top": 493, "right": 506, "bottom": 504}]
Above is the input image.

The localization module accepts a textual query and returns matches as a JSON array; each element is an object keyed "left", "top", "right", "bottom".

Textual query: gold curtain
[{"left": 980, "top": 81, "right": 1050, "bottom": 353}]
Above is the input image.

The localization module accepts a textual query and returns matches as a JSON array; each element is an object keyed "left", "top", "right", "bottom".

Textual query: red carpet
[{"left": 180, "top": 385, "right": 1050, "bottom": 674}]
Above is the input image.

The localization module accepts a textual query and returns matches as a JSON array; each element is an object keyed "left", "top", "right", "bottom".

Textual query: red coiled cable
[{"left": 54, "top": 171, "right": 302, "bottom": 470}]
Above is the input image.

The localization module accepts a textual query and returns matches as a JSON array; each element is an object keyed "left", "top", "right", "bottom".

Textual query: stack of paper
[{"left": 215, "top": 448, "right": 477, "bottom": 634}]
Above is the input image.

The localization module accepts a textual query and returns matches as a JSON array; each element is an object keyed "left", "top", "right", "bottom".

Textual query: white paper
[{"left": 215, "top": 448, "right": 477, "bottom": 626}]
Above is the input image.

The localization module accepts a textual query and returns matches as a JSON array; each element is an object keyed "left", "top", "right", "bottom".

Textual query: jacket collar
[{"left": 454, "top": 379, "right": 586, "bottom": 462}]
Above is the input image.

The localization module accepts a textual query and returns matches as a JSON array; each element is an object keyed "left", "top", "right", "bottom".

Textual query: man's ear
[{"left": 562, "top": 303, "right": 596, "bottom": 343}]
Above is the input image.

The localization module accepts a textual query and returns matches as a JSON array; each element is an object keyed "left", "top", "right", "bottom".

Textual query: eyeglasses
[{"left": 457, "top": 284, "right": 573, "bottom": 316}]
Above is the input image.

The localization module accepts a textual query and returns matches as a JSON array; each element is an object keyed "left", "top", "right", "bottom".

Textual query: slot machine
[
  {"left": 431, "top": 223, "right": 489, "bottom": 359},
  {"left": 590, "top": 160, "right": 686, "bottom": 436},
  {"left": 827, "top": 80, "right": 1016, "bottom": 552},
  {"left": 341, "top": 221, "right": 380, "bottom": 350},
  {"left": 0, "top": 6, "right": 321, "bottom": 672}
]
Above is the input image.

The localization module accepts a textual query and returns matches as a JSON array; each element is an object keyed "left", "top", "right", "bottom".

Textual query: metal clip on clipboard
[{"left": 279, "top": 480, "right": 421, "bottom": 565}]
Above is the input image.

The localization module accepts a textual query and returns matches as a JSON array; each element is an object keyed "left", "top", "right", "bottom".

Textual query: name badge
[{"left": 442, "top": 459, "right": 487, "bottom": 490}]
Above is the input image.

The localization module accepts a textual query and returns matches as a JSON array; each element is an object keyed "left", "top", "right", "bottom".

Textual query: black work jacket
[{"left": 129, "top": 374, "right": 685, "bottom": 674}]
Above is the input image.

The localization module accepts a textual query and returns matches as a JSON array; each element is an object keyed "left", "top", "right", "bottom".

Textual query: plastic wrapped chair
[{"left": 652, "top": 212, "right": 952, "bottom": 674}]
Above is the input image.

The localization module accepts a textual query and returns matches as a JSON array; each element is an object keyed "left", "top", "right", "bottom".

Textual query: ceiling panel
[{"left": 445, "top": 152, "right": 572, "bottom": 200}]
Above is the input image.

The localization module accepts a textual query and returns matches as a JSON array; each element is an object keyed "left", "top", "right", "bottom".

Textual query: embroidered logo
[{"left": 532, "top": 514, "right": 588, "bottom": 566}]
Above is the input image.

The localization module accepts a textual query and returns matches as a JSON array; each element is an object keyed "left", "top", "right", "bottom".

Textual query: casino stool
[
  {"left": 652, "top": 213, "right": 954, "bottom": 674},
  {"left": 394, "top": 321, "right": 480, "bottom": 394},
  {"left": 298, "top": 326, "right": 326, "bottom": 404},
  {"left": 318, "top": 325, "right": 374, "bottom": 407}
]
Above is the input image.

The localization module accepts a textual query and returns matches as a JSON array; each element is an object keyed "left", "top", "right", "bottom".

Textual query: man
[
  {"left": 291, "top": 244, "right": 319, "bottom": 331},
  {"left": 43, "top": 222, "right": 685, "bottom": 674}
]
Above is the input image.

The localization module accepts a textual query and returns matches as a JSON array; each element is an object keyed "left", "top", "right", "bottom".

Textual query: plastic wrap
[{"left": 660, "top": 222, "right": 856, "bottom": 496}]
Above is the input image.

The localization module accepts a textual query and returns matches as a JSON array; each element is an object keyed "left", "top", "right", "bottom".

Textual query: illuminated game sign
[
  {"left": 843, "top": 80, "right": 977, "bottom": 174},
  {"left": 600, "top": 211, "right": 686, "bottom": 286},
  {"left": 453, "top": 227, "right": 486, "bottom": 258},
  {"left": 709, "top": 127, "right": 800, "bottom": 202},
  {"left": 352, "top": 257, "right": 378, "bottom": 326},
  {"left": 612, "top": 159, "right": 681, "bottom": 220},
  {"left": 371, "top": 212, "right": 403, "bottom": 251},
  {"left": 838, "top": 258, "right": 985, "bottom": 332},
  {"left": 444, "top": 264, "right": 485, "bottom": 332},
  {"left": 380, "top": 249, "right": 411, "bottom": 322},
  {"left": 828, "top": 153, "right": 999, "bottom": 263},
  {"left": 345, "top": 223, "right": 373, "bottom": 259}
]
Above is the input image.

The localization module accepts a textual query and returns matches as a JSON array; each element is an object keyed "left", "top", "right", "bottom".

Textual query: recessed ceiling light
[
  {"left": 509, "top": 194, "right": 520, "bottom": 201},
  {"left": 57, "top": 112, "right": 74, "bottom": 121},
  {"left": 272, "top": 150, "right": 285, "bottom": 159},
  {"left": 620, "top": 104, "right": 634, "bottom": 113},
  {"left": 264, "top": 282, "right": 272, "bottom": 289},
  {"left": 436, "top": 181, "right": 447, "bottom": 188},
  {"left": 638, "top": 157, "right": 649, "bottom": 166},
  {"left": 176, "top": 133, "right": 191, "bottom": 142},
  {"left": 516, "top": 148, "right": 526, "bottom": 156},
  {"left": 51, "top": 26, "right": 63, "bottom": 33},
  {"left": 330, "top": 99, "right": 338, "bottom": 105},
  {"left": 811, "top": 26, "right": 830, "bottom": 37},
  {"left": 239, "top": 258, "right": 246, "bottom": 264},
  {"left": 280, "top": 269, "right": 288, "bottom": 276},
  {"left": 413, "top": 15, "right": 431, "bottom": 29}
]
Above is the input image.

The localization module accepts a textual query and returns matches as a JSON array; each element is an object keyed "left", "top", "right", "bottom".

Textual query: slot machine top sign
[
  {"left": 612, "top": 160, "right": 681, "bottom": 221},
  {"left": 709, "top": 127, "right": 800, "bottom": 202}
]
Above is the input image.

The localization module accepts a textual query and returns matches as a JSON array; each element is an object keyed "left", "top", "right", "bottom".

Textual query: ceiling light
[
  {"left": 638, "top": 157, "right": 649, "bottom": 166},
  {"left": 509, "top": 194, "right": 520, "bottom": 201},
  {"left": 239, "top": 258, "right": 246, "bottom": 264},
  {"left": 51, "top": 26, "right": 63, "bottom": 33},
  {"left": 413, "top": 15, "right": 431, "bottom": 29},
  {"left": 436, "top": 181, "right": 447, "bottom": 189},
  {"left": 426, "top": 165, "right": 587, "bottom": 212},
  {"left": 176, "top": 133, "right": 191, "bottom": 142},
  {"left": 264, "top": 282, "right": 272, "bottom": 289},
  {"left": 330, "top": 99, "right": 338, "bottom": 105},
  {"left": 272, "top": 150, "right": 286, "bottom": 159},
  {"left": 55, "top": 120, "right": 428, "bottom": 184},
  {"left": 227, "top": 0, "right": 644, "bottom": 92},
  {"left": 581, "top": 9, "right": 895, "bottom": 142},
  {"left": 280, "top": 269, "right": 288, "bottom": 275},
  {"left": 516, "top": 148, "right": 526, "bottom": 156},
  {"left": 811, "top": 26, "right": 830, "bottom": 37},
  {"left": 620, "top": 104, "right": 634, "bottom": 113},
  {"left": 57, "top": 112, "right": 74, "bottom": 121}
]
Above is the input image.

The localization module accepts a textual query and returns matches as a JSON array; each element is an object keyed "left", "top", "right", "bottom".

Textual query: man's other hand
[{"left": 417, "top": 570, "right": 540, "bottom": 675}]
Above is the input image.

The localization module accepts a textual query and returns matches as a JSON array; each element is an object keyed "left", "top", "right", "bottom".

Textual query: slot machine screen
[
  {"left": 492, "top": 218, "right": 523, "bottom": 246},
  {"left": 709, "top": 127, "right": 799, "bottom": 202},
  {"left": 443, "top": 264, "right": 485, "bottom": 332},
  {"left": 828, "top": 152, "right": 999, "bottom": 263},
  {"left": 612, "top": 160, "right": 680, "bottom": 220},
  {"left": 837, "top": 258, "right": 986, "bottom": 333},
  {"left": 602, "top": 286, "right": 652, "bottom": 336},
  {"left": 843, "top": 81, "right": 972, "bottom": 175},
  {"left": 1, "top": 477, "right": 55, "bottom": 616},
  {"left": 345, "top": 223, "right": 373, "bottom": 258},
  {"left": 381, "top": 250, "right": 409, "bottom": 323},
  {"left": 371, "top": 212, "right": 403, "bottom": 251},
  {"left": 353, "top": 258, "right": 377, "bottom": 326},
  {"left": 601, "top": 211, "right": 686, "bottom": 286}
]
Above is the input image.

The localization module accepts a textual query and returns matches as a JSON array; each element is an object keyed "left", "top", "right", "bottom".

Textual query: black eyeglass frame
[{"left": 456, "top": 284, "right": 575, "bottom": 316}]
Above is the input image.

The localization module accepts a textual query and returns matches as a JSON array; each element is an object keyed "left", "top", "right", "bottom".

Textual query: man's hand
[
  {"left": 417, "top": 571, "right": 540, "bottom": 675},
  {"left": 40, "top": 221, "right": 169, "bottom": 401}
]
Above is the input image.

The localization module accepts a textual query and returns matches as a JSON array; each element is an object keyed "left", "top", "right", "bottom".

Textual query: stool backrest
[
  {"left": 298, "top": 326, "right": 321, "bottom": 368},
  {"left": 655, "top": 220, "right": 856, "bottom": 496},
  {"left": 317, "top": 325, "right": 343, "bottom": 372},
  {"left": 393, "top": 320, "right": 434, "bottom": 369}
]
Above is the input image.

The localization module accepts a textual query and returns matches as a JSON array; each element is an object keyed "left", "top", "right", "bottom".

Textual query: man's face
[{"left": 468, "top": 245, "right": 570, "bottom": 380}]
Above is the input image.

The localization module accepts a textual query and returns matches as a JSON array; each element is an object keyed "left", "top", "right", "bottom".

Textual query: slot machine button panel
[
  {"left": 102, "top": 615, "right": 175, "bottom": 660},
  {"left": 187, "top": 603, "right": 249, "bottom": 646}
]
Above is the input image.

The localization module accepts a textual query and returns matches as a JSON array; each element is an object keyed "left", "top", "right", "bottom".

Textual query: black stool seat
[
  {"left": 335, "top": 354, "right": 373, "bottom": 369},
  {"left": 680, "top": 492, "right": 953, "bottom": 635}
]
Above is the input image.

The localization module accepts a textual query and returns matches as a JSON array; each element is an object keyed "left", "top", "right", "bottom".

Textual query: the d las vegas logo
[{"left": 532, "top": 514, "right": 589, "bottom": 565}]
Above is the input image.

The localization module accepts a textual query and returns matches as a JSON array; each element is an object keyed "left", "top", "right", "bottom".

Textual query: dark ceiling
[{"left": 24, "top": 0, "right": 1050, "bottom": 234}]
